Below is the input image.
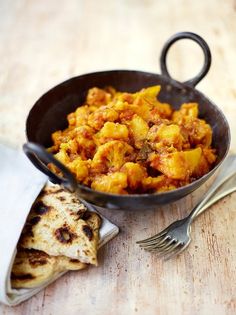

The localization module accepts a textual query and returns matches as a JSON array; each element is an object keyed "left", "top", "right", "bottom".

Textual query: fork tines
[{"left": 137, "top": 234, "right": 183, "bottom": 259}]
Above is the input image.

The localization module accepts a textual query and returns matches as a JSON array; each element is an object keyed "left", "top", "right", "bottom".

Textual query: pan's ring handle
[
  {"left": 23, "top": 142, "right": 77, "bottom": 192},
  {"left": 160, "top": 32, "right": 211, "bottom": 87}
]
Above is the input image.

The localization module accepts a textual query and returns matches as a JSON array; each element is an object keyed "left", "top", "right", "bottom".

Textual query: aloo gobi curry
[{"left": 48, "top": 85, "right": 216, "bottom": 194}]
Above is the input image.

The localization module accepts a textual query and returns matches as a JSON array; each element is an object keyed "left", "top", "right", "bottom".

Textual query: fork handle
[
  {"left": 196, "top": 177, "right": 236, "bottom": 215},
  {"left": 186, "top": 155, "right": 236, "bottom": 223}
]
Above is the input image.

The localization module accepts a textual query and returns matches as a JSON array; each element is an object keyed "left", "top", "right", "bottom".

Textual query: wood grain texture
[{"left": 0, "top": 0, "right": 236, "bottom": 314}]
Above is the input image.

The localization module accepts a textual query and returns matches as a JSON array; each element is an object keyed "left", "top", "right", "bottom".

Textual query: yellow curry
[{"left": 48, "top": 85, "right": 217, "bottom": 194}]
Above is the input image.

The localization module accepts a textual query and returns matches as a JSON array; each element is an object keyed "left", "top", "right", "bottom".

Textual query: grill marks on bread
[
  {"left": 19, "top": 184, "right": 101, "bottom": 265},
  {"left": 55, "top": 225, "right": 77, "bottom": 243},
  {"left": 82, "top": 225, "right": 93, "bottom": 241},
  {"left": 34, "top": 201, "right": 51, "bottom": 215},
  {"left": 11, "top": 248, "right": 87, "bottom": 289},
  {"left": 11, "top": 184, "right": 101, "bottom": 289}
]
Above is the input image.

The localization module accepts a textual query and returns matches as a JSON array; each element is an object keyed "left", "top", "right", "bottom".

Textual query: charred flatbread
[
  {"left": 11, "top": 248, "right": 87, "bottom": 289},
  {"left": 20, "top": 184, "right": 101, "bottom": 265}
]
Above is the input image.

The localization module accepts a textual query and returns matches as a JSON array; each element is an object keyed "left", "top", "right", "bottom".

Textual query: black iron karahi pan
[{"left": 23, "top": 32, "right": 230, "bottom": 210}]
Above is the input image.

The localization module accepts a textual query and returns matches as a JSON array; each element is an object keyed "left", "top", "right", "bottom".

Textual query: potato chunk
[
  {"left": 147, "top": 124, "right": 184, "bottom": 150},
  {"left": 128, "top": 114, "right": 149, "bottom": 148},
  {"left": 142, "top": 175, "right": 178, "bottom": 192},
  {"left": 95, "top": 122, "right": 129, "bottom": 144},
  {"left": 57, "top": 126, "right": 95, "bottom": 160},
  {"left": 133, "top": 85, "right": 172, "bottom": 120},
  {"left": 150, "top": 147, "right": 202, "bottom": 180},
  {"left": 91, "top": 172, "right": 127, "bottom": 194}
]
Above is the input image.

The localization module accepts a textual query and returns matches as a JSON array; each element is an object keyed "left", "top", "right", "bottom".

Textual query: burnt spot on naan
[
  {"left": 70, "top": 258, "right": 80, "bottom": 263},
  {"left": 81, "top": 211, "right": 92, "bottom": 221},
  {"left": 18, "top": 184, "right": 100, "bottom": 265},
  {"left": 38, "top": 187, "right": 64, "bottom": 197},
  {"left": 68, "top": 206, "right": 87, "bottom": 220},
  {"left": 11, "top": 273, "right": 35, "bottom": 280},
  {"left": 71, "top": 197, "right": 78, "bottom": 203},
  {"left": 52, "top": 188, "right": 65, "bottom": 194},
  {"left": 20, "top": 217, "right": 41, "bottom": 241},
  {"left": 25, "top": 249, "right": 49, "bottom": 266},
  {"left": 29, "top": 216, "right": 41, "bottom": 225},
  {"left": 34, "top": 201, "right": 51, "bottom": 215},
  {"left": 57, "top": 196, "right": 66, "bottom": 202},
  {"left": 22, "top": 223, "right": 34, "bottom": 238},
  {"left": 82, "top": 249, "right": 91, "bottom": 256},
  {"left": 55, "top": 225, "right": 77, "bottom": 244},
  {"left": 77, "top": 209, "right": 86, "bottom": 217},
  {"left": 82, "top": 225, "right": 93, "bottom": 241},
  {"left": 11, "top": 247, "right": 88, "bottom": 289}
]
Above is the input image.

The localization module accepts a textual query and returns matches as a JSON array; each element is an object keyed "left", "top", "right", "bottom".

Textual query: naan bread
[
  {"left": 11, "top": 184, "right": 102, "bottom": 289},
  {"left": 11, "top": 248, "right": 87, "bottom": 289},
  {"left": 20, "top": 184, "right": 101, "bottom": 265}
]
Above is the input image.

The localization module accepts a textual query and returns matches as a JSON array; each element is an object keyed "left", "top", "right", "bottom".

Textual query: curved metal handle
[
  {"left": 23, "top": 142, "right": 77, "bottom": 192},
  {"left": 160, "top": 31, "right": 211, "bottom": 87}
]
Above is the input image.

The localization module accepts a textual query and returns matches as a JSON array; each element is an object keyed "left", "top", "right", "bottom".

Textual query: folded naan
[
  {"left": 11, "top": 248, "right": 87, "bottom": 289},
  {"left": 20, "top": 184, "right": 101, "bottom": 265}
]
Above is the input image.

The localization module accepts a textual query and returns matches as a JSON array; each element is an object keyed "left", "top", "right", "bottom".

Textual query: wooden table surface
[{"left": 1, "top": 1, "right": 236, "bottom": 314}]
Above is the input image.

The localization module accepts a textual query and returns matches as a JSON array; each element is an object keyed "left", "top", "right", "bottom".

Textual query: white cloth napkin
[{"left": 0, "top": 144, "right": 119, "bottom": 306}]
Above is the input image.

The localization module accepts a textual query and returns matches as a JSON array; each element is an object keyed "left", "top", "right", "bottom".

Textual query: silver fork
[{"left": 137, "top": 154, "right": 236, "bottom": 259}]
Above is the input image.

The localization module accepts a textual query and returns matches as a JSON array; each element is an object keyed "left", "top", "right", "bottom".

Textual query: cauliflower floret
[
  {"left": 88, "top": 106, "right": 119, "bottom": 130},
  {"left": 91, "top": 140, "right": 134, "bottom": 174},
  {"left": 147, "top": 108, "right": 161, "bottom": 125},
  {"left": 91, "top": 172, "right": 127, "bottom": 194},
  {"left": 59, "top": 139, "right": 79, "bottom": 160},
  {"left": 67, "top": 157, "right": 90, "bottom": 183},
  {"left": 172, "top": 103, "right": 212, "bottom": 147},
  {"left": 50, "top": 126, "right": 77, "bottom": 151},
  {"left": 86, "top": 87, "right": 112, "bottom": 106},
  {"left": 73, "top": 126, "right": 96, "bottom": 159},
  {"left": 68, "top": 105, "right": 92, "bottom": 127},
  {"left": 54, "top": 148, "right": 70, "bottom": 165},
  {"left": 95, "top": 122, "right": 129, "bottom": 144},
  {"left": 172, "top": 103, "right": 199, "bottom": 122},
  {"left": 189, "top": 119, "right": 212, "bottom": 147},
  {"left": 180, "top": 117, "right": 212, "bottom": 147},
  {"left": 153, "top": 101, "right": 172, "bottom": 119},
  {"left": 121, "top": 162, "right": 147, "bottom": 190},
  {"left": 56, "top": 127, "right": 95, "bottom": 157},
  {"left": 48, "top": 147, "right": 71, "bottom": 177},
  {"left": 112, "top": 99, "right": 128, "bottom": 112},
  {"left": 51, "top": 130, "right": 63, "bottom": 147}
]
